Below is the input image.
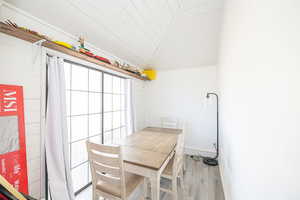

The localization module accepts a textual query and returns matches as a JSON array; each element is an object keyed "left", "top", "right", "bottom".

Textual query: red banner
[{"left": 0, "top": 85, "right": 28, "bottom": 194}]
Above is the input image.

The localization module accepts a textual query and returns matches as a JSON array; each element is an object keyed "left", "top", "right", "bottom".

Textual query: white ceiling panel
[{"left": 5, "top": 0, "right": 223, "bottom": 69}]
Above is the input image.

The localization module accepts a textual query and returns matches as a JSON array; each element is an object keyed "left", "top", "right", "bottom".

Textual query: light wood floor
[{"left": 76, "top": 156, "right": 225, "bottom": 200}]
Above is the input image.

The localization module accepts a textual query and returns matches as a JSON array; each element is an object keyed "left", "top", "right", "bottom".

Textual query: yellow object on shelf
[
  {"left": 143, "top": 69, "right": 156, "bottom": 80},
  {"left": 53, "top": 41, "right": 73, "bottom": 49}
]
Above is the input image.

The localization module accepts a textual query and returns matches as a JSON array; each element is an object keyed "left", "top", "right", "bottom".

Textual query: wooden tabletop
[{"left": 122, "top": 127, "right": 182, "bottom": 170}]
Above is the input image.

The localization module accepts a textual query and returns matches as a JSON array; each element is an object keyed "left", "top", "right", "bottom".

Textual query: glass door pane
[
  {"left": 64, "top": 62, "right": 129, "bottom": 195},
  {"left": 64, "top": 62, "right": 104, "bottom": 194}
]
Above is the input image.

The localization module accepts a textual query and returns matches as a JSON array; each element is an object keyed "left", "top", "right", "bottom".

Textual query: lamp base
[{"left": 203, "top": 157, "right": 218, "bottom": 166}]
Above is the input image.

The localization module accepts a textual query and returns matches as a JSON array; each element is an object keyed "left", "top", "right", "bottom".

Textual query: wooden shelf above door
[{"left": 0, "top": 22, "right": 149, "bottom": 81}]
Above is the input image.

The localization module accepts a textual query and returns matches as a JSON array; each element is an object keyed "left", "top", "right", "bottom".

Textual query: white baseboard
[
  {"left": 219, "top": 161, "right": 227, "bottom": 200},
  {"left": 218, "top": 155, "right": 233, "bottom": 200},
  {"left": 184, "top": 146, "right": 216, "bottom": 157}
]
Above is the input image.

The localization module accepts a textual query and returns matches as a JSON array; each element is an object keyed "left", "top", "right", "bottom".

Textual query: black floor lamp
[{"left": 202, "top": 92, "right": 219, "bottom": 166}]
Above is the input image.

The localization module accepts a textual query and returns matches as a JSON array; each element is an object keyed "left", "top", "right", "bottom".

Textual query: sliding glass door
[
  {"left": 64, "top": 61, "right": 128, "bottom": 194},
  {"left": 103, "top": 73, "right": 127, "bottom": 145}
]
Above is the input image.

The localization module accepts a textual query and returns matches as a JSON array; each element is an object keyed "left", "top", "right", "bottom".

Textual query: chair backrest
[
  {"left": 86, "top": 141, "right": 125, "bottom": 199},
  {"left": 161, "top": 117, "right": 179, "bottom": 129},
  {"left": 173, "top": 131, "right": 185, "bottom": 175}
]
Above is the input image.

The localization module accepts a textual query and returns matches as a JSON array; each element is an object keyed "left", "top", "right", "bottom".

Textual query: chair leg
[
  {"left": 183, "top": 156, "right": 187, "bottom": 174},
  {"left": 172, "top": 177, "right": 178, "bottom": 200},
  {"left": 180, "top": 169, "right": 185, "bottom": 189},
  {"left": 179, "top": 169, "right": 185, "bottom": 199},
  {"left": 93, "top": 192, "right": 98, "bottom": 200},
  {"left": 143, "top": 178, "right": 148, "bottom": 199},
  {"left": 93, "top": 187, "right": 98, "bottom": 200}
]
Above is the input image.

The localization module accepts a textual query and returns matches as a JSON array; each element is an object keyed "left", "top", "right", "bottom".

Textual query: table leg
[{"left": 150, "top": 175, "right": 160, "bottom": 200}]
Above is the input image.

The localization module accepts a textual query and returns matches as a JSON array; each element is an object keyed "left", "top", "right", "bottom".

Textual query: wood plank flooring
[{"left": 76, "top": 156, "right": 225, "bottom": 200}]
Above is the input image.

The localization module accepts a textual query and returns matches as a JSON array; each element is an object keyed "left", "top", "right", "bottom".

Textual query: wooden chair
[
  {"left": 161, "top": 117, "right": 180, "bottom": 129},
  {"left": 160, "top": 132, "right": 185, "bottom": 200},
  {"left": 86, "top": 141, "right": 146, "bottom": 200},
  {"left": 161, "top": 118, "right": 187, "bottom": 173}
]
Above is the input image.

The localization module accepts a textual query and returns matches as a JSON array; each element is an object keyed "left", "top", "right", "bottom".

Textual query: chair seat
[
  {"left": 162, "top": 156, "right": 174, "bottom": 177},
  {"left": 96, "top": 172, "right": 144, "bottom": 198}
]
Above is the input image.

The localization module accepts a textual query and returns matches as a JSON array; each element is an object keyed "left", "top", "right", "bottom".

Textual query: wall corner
[{"left": 0, "top": 0, "right": 4, "bottom": 21}]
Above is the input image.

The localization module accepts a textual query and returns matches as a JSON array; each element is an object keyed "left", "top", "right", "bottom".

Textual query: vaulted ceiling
[{"left": 6, "top": 0, "right": 223, "bottom": 69}]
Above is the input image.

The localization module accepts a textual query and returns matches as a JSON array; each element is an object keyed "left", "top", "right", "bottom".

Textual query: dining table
[{"left": 121, "top": 127, "right": 182, "bottom": 200}]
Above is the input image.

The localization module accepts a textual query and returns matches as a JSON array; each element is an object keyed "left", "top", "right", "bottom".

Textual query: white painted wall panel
[
  {"left": 132, "top": 79, "right": 147, "bottom": 131},
  {"left": 142, "top": 67, "right": 218, "bottom": 153},
  {"left": 0, "top": 33, "right": 43, "bottom": 198},
  {"left": 218, "top": 1, "right": 300, "bottom": 199}
]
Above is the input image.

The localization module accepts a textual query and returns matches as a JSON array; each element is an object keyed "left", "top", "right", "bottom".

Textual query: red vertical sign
[{"left": 0, "top": 85, "right": 28, "bottom": 194}]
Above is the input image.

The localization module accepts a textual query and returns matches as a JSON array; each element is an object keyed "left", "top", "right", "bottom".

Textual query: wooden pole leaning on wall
[
  {"left": 0, "top": 22, "right": 148, "bottom": 81},
  {"left": 0, "top": 174, "right": 27, "bottom": 200}
]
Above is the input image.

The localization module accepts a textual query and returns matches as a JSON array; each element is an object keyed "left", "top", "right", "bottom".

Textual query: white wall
[
  {"left": 132, "top": 79, "right": 147, "bottom": 131},
  {"left": 218, "top": 1, "right": 300, "bottom": 200},
  {"left": 0, "top": 33, "right": 43, "bottom": 199},
  {"left": 142, "top": 67, "right": 218, "bottom": 154},
  {"left": 0, "top": 2, "right": 146, "bottom": 199}
]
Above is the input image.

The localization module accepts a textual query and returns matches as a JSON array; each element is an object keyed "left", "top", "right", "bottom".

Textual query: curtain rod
[{"left": 46, "top": 53, "right": 130, "bottom": 80}]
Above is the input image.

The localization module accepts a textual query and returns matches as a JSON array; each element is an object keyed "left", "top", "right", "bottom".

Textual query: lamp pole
[{"left": 203, "top": 92, "right": 219, "bottom": 166}]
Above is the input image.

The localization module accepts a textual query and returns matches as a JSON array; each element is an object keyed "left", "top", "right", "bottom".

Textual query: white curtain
[
  {"left": 126, "top": 79, "right": 136, "bottom": 135},
  {"left": 45, "top": 56, "right": 75, "bottom": 200}
]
